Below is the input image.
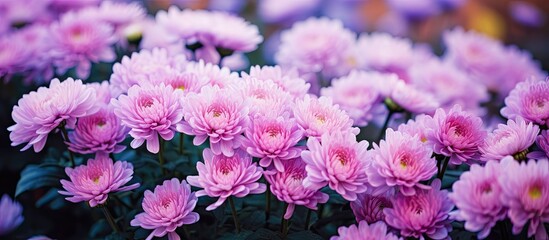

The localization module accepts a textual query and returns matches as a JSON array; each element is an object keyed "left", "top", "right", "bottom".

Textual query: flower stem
[
  {"left": 437, "top": 156, "right": 450, "bottom": 180},
  {"left": 304, "top": 208, "right": 312, "bottom": 230},
  {"left": 158, "top": 137, "right": 166, "bottom": 175},
  {"left": 377, "top": 111, "right": 394, "bottom": 142},
  {"left": 281, "top": 202, "right": 289, "bottom": 237},
  {"left": 100, "top": 205, "right": 120, "bottom": 233},
  {"left": 59, "top": 122, "right": 75, "bottom": 167},
  {"left": 228, "top": 197, "right": 241, "bottom": 233},
  {"left": 265, "top": 183, "right": 271, "bottom": 226},
  {"left": 179, "top": 133, "right": 184, "bottom": 155}
]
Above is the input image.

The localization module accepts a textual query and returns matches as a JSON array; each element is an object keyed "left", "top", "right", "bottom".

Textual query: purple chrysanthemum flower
[
  {"left": 157, "top": 7, "right": 262, "bottom": 56},
  {"left": 59, "top": 155, "right": 140, "bottom": 207},
  {"left": 355, "top": 32, "right": 415, "bottom": 78},
  {"left": 321, "top": 70, "right": 383, "bottom": 126},
  {"left": 330, "top": 221, "right": 401, "bottom": 240},
  {"left": 387, "top": 81, "right": 440, "bottom": 115},
  {"left": 498, "top": 157, "right": 549, "bottom": 239},
  {"left": 480, "top": 117, "right": 539, "bottom": 162},
  {"left": 265, "top": 158, "right": 329, "bottom": 219},
  {"left": 501, "top": 78, "right": 549, "bottom": 128},
  {"left": 187, "top": 149, "right": 266, "bottom": 211},
  {"left": 367, "top": 129, "right": 437, "bottom": 196},
  {"left": 0, "top": 194, "right": 23, "bottom": 236},
  {"left": 49, "top": 12, "right": 117, "bottom": 79},
  {"left": 449, "top": 160, "right": 507, "bottom": 239},
  {"left": 275, "top": 17, "right": 356, "bottom": 78},
  {"left": 301, "top": 130, "right": 369, "bottom": 201},
  {"left": 497, "top": 47, "right": 545, "bottom": 97},
  {"left": 293, "top": 95, "right": 358, "bottom": 138},
  {"left": 68, "top": 106, "right": 128, "bottom": 156},
  {"left": 242, "top": 114, "right": 303, "bottom": 172},
  {"left": 425, "top": 105, "right": 486, "bottom": 165},
  {"left": 350, "top": 189, "right": 393, "bottom": 224},
  {"left": 177, "top": 85, "right": 248, "bottom": 157},
  {"left": 0, "top": 35, "right": 32, "bottom": 81},
  {"left": 384, "top": 179, "right": 454, "bottom": 240},
  {"left": 111, "top": 83, "right": 183, "bottom": 154},
  {"left": 244, "top": 65, "right": 310, "bottom": 99},
  {"left": 110, "top": 48, "right": 187, "bottom": 96},
  {"left": 130, "top": 178, "right": 199, "bottom": 240},
  {"left": 533, "top": 130, "right": 549, "bottom": 159},
  {"left": 9, "top": 78, "right": 98, "bottom": 152}
]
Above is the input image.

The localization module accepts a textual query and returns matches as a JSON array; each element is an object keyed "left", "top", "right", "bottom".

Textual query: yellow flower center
[{"left": 529, "top": 186, "right": 542, "bottom": 200}]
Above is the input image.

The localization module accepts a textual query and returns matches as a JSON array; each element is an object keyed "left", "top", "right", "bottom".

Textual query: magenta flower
[
  {"left": 9, "top": 78, "right": 98, "bottom": 152},
  {"left": 265, "top": 158, "right": 329, "bottom": 219},
  {"left": 384, "top": 179, "right": 454, "bottom": 240},
  {"left": 388, "top": 81, "right": 440, "bottom": 115},
  {"left": 59, "top": 155, "right": 140, "bottom": 207},
  {"left": 244, "top": 65, "right": 310, "bottom": 99},
  {"left": 242, "top": 114, "right": 304, "bottom": 172},
  {"left": 0, "top": 195, "right": 23, "bottom": 236},
  {"left": 480, "top": 117, "right": 539, "bottom": 162},
  {"left": 533, "top": 130, "right": 549, "bottom": 159},
  {"left": 157, "top": 7, "right": 263, "bottom": 53},
  {"left": 293, "top": 95, "right": 358, "bottom": 138},
  {"left": 131, "top": 178, "right": 199, "bottom": 240},
  {"left": 449, "top": 161, "right": 507, "bottom": 239},
  {"left": 275, "top": 17, "right": 356, "bottom": 77},
  {"left": 49, "top": 12, "right": 117, "bottom": 79},
  {"left": 425, "top": 105, "right": 486, "bottom": 165},
  {"left": 350, "top": 190, "right": 393, "bottom": 224},
  {"left": 301, "top": 130, "right": 369, "bottom": 201},
  {"left": 501, "top": 79, "right": 549, "bottom": 128},
  {"left": 367, "top": 129, "right": 437, "bottom": 196},
  {"left": 111, "top": 83, "right": 183, "bottom": 154},
  {"left": 110, "top": 48, "right": 187, "bottom": 96},
  {"left": 498, "top": 157, "right": 549, "bottom": 239},
  {"left": 321, "top": 70, "right": 383, "bottom": 126},
  {"left": 186, "top": 149, "right": 266, "bottom": 211},
  {"left": 330, "top": 221, "right": 401, "bottom": 240},
  {"left": 177, "top": 85, "right": 248, "bottom": 157},
  {"left": 68, "top": 106, "right": 128, "bottom": 156}
]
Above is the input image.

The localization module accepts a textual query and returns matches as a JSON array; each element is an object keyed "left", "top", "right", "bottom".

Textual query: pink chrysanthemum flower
[
  {"left": 110, "top": 48, "right": 186, "bottom": 96},
  {"left": 187, "top": 149, "right": 266, "bottom": 211},
  {"left": 384, "top": 179, "right": 454, "bottom": 240},
  {"left": 111, "top": 83, "right": 183, "bottom": 154},
  {"left": 498, "top": 157, "right": 549, "bottom": 239},
  {"left": 425, "top": 105, "right": 486, "bottom": 165},
  {"left": 367, "top": 129, "right": 437, "bottom": 196},
  {"left": 88, "top": 81, "right": 114, "bottom": 105},
  {"left": 480, "top": 117, "right": 539, "bottom": 162},
  {"left": 533, "top": 130, "right": 549, "bottom": 159},
  {"left": 275, "top": 17, "right": 356, "bottom": 77},
  {"left": 501, "top": 79, "right": 549, "bottom": 127},
  {"left": 449, "top": 161, "right": 507, "bottom": 239},
  {"left": 59, "top": 155, "right": 140, "bottom": 207},
  {"left": 148, "top": 68, "right": 208, "bottom": 95},
  {"left": 497, "top": 47, "right": 545, "bottom": 97},
  {"left": 157, "top": 7, "right": 263, "bottom": 53},
  {"left": 130, "top": 178, "right": 199, "bottom": 240},
  {"left": 321, "top": 70, "right": 383, "bottom": 126},
  {"left": 265, "top": 158, "right": 329, "bottom": 219},
  {"left": 397, "top": 114, "right": 431, "bottom": 144},
  {"left": 350, "top": 189, "right": 393, "bottom": 224},
  {"left": 0, "top": 35, "right": 31, "bottom": 80},
  {"left": 9, "top": 78, "right": 98, "bottom": 152},
  {"left": 68, "top": 106, "right": 128, "bottom": 156},
  {"left": 242, "top": 114, "right": 304, "bottom": 172},
  {"left": 184, "top": 60, "right": 239, "bottom": 89},
  {"left": 301, "top": 130, "right": 369, "bottom": 201},
  {"left": 387, "top": 81, "right": 440, "bottom": 115},
  {"left": 49, "top": 12, "right": 117, "bottom": 79},
  {"left": 243, "top": 65, "right": 310, "bottom": 99},
  {"left": 330, "top": 221, "right": 401, "bottom": 240},
  {"left": 356, "top": 32, "right": 415, "bottom": 77},
  {"left": 0, "top": 194, "right": 23, "bottom": 236},
  {"left": 293, "top": 95, "right": 358, "bottom": 138},
  {"left": 80, "top": 1, "right": 146, "bottom": 31},
  {"left": 177, "top": 85, "right": 248, "bottom": 157},
  {"left": 233, "top": 77, "right": 293, "bottom": 117}
]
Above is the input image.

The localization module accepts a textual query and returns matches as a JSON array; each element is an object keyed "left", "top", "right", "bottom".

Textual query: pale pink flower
[
  {"left": 184, "top": 60, "right": 239, "bottom": 89},
  {"left": 388, "top": 81, "right": 440, "bottom": 115},
  {"left": 243, "top": 65, "right": 310, "bottom": 99},
  {"left": 330, "top": 221, "right": 401, "bottom": 240},
  {"left": 130, "top": 178, "right": 199, "bottom": 240},
  {"left": 501, "top": 78, "right": 549, "bottom": 127},
  {"left": 301, "top": 130, "right": 369, "bottom": 201},
  {"left": 480, "top": 117, "right": 539, "bottom": 162},
  {"left": 187, "top": 149, "right": 266, "bottom": 210},
  {"left": 59, "top": 155, "right": 140, "bottom": 207}
]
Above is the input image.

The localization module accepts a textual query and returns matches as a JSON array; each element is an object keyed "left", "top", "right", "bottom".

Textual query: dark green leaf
[
  {"left": 246, "top": 228, "right": 282, "bottom": 240},
  {"left": 287, "top": 231, "right": 323, "bottom": 240},
  {"left": 16, "top": 163, "right": 65, "bottom": 197}
]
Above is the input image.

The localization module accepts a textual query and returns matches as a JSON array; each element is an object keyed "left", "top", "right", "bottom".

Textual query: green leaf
[
  {"left": 246, "top": 228, "right": 282, "bottom": 240},
  {"left": 16, "top": 163, "right": 66, "bottom": 197},
  {"left": 35, "top": 188, "right": 66, "bottom": 210},
  {"left": 287, "top": 231, "right": 323, "bottom": 240}
]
